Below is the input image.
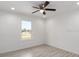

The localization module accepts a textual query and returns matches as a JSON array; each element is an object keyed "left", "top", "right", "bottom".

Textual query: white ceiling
[{"left": 0, "top": 1, "right": 79, "bottom": 17}]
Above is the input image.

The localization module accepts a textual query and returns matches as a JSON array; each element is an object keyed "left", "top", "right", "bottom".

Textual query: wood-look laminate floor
[{"left": 0, "top": 44, "right": 79, "bottom": 57}]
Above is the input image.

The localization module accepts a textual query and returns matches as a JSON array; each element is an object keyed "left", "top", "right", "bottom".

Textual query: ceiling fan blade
[
  {"left": 32, "top": 6, "right": 39, "bottom": 9},
  {"left": 43, "top": 11, "right": 46, "bottom": 15},
  {"left": 45, "top": 8, "right": 56, "bottom": 11},
  {"left": 39, "top": 4, "right": 43, "bottom": 9},
  {"left": 44, "top": 1, "right": 50, "bottom": 8},
  {"left": 32, "top": 10, "right": 40, "bottom": 14}
]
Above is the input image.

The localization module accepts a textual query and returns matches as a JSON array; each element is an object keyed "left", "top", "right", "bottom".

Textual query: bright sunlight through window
[{"left": 21, "top": 20, "right": 31, "bottom": 40}]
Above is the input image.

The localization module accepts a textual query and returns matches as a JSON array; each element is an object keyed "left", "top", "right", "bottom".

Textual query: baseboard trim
[
  {"left": 46, "top": 43, "right": 79, "bottom": 55},
  {"left": 0, "top": 41, "right": 44, "bottom": 54}
]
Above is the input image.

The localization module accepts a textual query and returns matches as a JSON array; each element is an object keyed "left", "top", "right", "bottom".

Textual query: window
[{"left": 21, "top": 20, "right": 31, "bottom": 40}]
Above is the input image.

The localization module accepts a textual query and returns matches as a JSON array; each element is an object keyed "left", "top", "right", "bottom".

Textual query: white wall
[
  {"left": 1, "top": 8, "right": 79, "bottom": 55},
  {"left": 46, "top": 9, "right": 79, "bottom": 54},
  {"left": 0, "top": 11, "right": 45, "bottom": 53}
]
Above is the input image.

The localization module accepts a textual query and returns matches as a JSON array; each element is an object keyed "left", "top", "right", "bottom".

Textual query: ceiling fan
[{"left": 32, "top": 1, "right": 56, "bottom": 15}]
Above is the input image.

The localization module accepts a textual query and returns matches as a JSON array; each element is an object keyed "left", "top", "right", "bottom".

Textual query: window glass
[{"left": 21, "top": 20, "right": 31, "bottom": 40}]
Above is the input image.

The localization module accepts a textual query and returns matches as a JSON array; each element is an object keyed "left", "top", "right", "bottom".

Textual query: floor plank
[{"left": 0, "top": 44, "right": 79, "bottom": 57}]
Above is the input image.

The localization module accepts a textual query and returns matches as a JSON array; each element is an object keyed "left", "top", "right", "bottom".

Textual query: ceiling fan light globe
[{"left": 40, "top": 10, "right": 44, "bottom": 13}]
